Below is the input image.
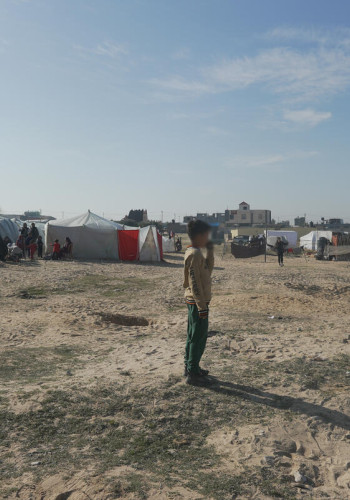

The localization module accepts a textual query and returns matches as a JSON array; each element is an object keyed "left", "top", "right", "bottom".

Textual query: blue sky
[{"left": 1, "top": 0, "right": 350, "bottom": 223}]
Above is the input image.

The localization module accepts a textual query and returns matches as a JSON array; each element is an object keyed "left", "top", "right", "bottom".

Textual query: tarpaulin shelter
[
  {"left": 266, "top": 230, "right": 298, "bottom": 248},
  {"left": 45, "top": 211, "right": 123, "bottom": 260},
  {"left": 0, "top": 217, "right": 19, "bottom": 243},
  {"left": 300, "top": 231, "right": 333, "bottom": 251}
]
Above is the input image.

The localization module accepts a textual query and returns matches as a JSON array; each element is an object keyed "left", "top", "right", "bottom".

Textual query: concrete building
[
  {"left": 127, "top": 209, "right": 148, "bottom": 223},
  {"left": 294, "top": 216, "right": 306, "bottom": 227},
  {"left": 225, "top": 202, "right": 271, "bottom": 226}
]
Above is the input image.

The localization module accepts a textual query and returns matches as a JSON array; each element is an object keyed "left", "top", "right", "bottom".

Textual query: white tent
[
  {"left": 45, "top": 211, "right": 123, "bottom": 260},
  {"left": 266, "top": 230, "right": 298, "bottom": 248},
  {"left": 0, "top": 217, "right": 19, "bottom": 243},
  {"left": 45, "top": 211, "right": 162, "bottom": 261},
  {"left": 300, "top": 231, "right": 333, "bottom": 251},
  {"left": 162, "top": 236, "right": 176, "bottom": 252},
  {"left": 139, "top": 226, "right": 161, "bottom": 261}
]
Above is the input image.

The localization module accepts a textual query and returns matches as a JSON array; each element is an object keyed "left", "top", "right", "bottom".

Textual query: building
[
  {"left": 127, "top": 209, "right": 148, "bottom": 223},
  {"left": 225, "top": 202, "right": 271, "bottom": 226},
  {"left": 294, "top": 216, "right": 306, "bottom": 227},
  {"left": 0, "top": 211, "right": 55, "bottom": 222},
  {"left": 329, "top": 218, "right": 344, "bottom": 226},
  {"left": 196, "top": 213, "right": 226, "bottom": 224}
]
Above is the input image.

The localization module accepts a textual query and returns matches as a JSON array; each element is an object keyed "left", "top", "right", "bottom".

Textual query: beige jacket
[{"left": 183, "top": 246, "right": 214, "bottom": 311}]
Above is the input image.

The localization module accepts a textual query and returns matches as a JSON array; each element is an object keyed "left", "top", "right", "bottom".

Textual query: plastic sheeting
[
  {"left": 139, "top": 226, "right": 161, "bottom": 262},
  {"left": 0, "top": 217, "right": 19, "bottom": 243},
  {"left": 162, "top": 237, "right": 176, "bottom": 252},
  {"left": 118, "top": 230, "right": 139, "bottom": 260},
  {"left": 45, "top": 211, "right": 121, "bottom": 260}
]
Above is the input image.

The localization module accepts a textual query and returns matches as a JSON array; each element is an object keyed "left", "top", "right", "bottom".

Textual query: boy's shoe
[
  {"left": 186, "top": 372, "right": 212, "bottom": 386},
  {"left": 184, "top": 367, "right": 209, "bottom": 377}
]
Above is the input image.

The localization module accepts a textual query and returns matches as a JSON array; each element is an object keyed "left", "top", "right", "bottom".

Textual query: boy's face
[{"left": 193, "top": 231, "right": 210, "bottom": 248}]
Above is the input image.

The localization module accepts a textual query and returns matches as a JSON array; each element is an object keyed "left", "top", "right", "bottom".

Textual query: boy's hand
[{"left": 206, "top": 241, "right": 214, "bottom": 251}]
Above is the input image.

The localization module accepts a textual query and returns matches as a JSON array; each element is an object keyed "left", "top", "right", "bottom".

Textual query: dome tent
[
  {"left": 45, "top": 211, "right": 123, "bottom": 260},
  {"left": 0, "top": 217, "right": 19, "bottom": 243}
]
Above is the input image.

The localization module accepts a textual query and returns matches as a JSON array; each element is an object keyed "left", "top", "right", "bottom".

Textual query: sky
[{"left": 1, "top": 0, "right": 350, "bottom": 223}]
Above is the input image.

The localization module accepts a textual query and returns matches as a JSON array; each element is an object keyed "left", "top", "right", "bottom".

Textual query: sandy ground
[{"left": 1, "top": 251, "right": 350, "bottom": 499}]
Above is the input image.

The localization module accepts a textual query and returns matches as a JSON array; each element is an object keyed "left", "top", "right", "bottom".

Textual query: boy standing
[{"left": 183, "top": 220, "right": 214, "bottom": 385}]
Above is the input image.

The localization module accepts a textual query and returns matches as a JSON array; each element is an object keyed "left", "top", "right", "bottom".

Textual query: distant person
[
  {"left": 52, "top": 239, "right": 60, "bottom": 260},
  {"left": 29, "top": 223, "right": 39, "bottom": 241},
  {"left": 0, "top": 236, "right": 8, "bottom": 261},
  {"left": 61, "top": 237, "right": 73, "bottom": 258},
  {"left": 21, "top": 223, "right": 28, "bottom": 238},
  {"left": 183, "top": 220, "right": 214, "bottom": 386},
  {"left": 28, "top": 239, "right": 37, "bottom": 260},
  {"left": 37, "top": 236, "right": 43, "bottom": 258},
  {"left": 275, "top": 237, "right": 285, "bottom": 267}
]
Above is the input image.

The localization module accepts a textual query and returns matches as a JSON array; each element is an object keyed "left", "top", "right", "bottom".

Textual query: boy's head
[{"left": 187, "top": 220, "right": 211, "bottom": 248}]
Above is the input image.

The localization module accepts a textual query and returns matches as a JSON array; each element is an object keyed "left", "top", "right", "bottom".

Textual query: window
[
  {"left": 241, "top": 213, "right": 246, "bottom": 220},
  {"left": 258, "top": 214, "right": 263, "bottom": 220}
]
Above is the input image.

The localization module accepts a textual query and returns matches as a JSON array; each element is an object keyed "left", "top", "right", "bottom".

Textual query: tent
[
  {"left": 0, "top": 217, "right": 19, "bottom": 243},
  {"left": 118, "top": 226, "right": 162, "bottom": 261},
  {"left": 162, "top": 236, "right": 176, "bottom": 252},
  {"left": 45, "top": 211, "right": 162, "bottom": 261},
  {"left": 266, "top": 230, "right": 298, "bottom": 248},
  {"left": 45, "top": 211, "right": 123, "bottom": 260},
  {"left": 300, "top": 231, "right": 333, "bottom": 251}
]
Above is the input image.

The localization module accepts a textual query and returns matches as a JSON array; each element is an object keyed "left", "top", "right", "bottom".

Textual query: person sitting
[
  {"left": 52, "top": 239, "right": 61, "bottom": 260},
  {"left": 61, "top": 237, "right": 73, "bottom": 258},
  {"left": 3, "top": 236, "right": 12, "bottom": 246}
]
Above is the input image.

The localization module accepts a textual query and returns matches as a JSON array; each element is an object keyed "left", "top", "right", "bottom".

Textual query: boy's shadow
[{"left": 205, "top": 378, "right": 350, "bottom": 430}]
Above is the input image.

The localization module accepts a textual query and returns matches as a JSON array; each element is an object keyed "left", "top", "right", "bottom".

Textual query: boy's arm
[
  {"left": 205, "top": 243, "right": 214, "bottom": 274},
  {"left": 188, "top": 253, "right": 208, "bottom": 316}
]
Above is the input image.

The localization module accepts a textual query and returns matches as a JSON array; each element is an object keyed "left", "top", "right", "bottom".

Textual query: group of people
[
  {"left": 52, "top": 237, "right": 73, "bottom": 260},
  {"left": 17, "top": 222, "right": 44, "bottom": 260},
  {"left": 0, "top": 221, "right": 73, "bottom": 261}
]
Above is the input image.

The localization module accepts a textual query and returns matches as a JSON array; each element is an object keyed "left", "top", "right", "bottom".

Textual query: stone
[
  {"left": 294, "top": 471, "right": 307, "bottom": 483},
  {"left": 262, "top": 456, "right": 275, "bottom": 466}
]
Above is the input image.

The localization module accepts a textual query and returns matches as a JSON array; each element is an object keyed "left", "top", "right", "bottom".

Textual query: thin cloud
[
  {"left": 74, "top": 41, "right": 128, "bottom": 59},
  {"left": 150, "top": 28, "right": 350, "bottom": 102},
  {"left": 284, "top": 109, "right": 332, "bottom": 127},
  {"left": 172, "top": 48, "right": 191, "bottom": 60},
  {"left": 226, "top": 150, "right": 318, "bottom": 169},
  {"left": 265, "top": 26, "right": 350, "bottom": 45}
]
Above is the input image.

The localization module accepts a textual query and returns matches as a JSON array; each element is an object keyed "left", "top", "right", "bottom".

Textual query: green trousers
[{"left": 184, "top": 304, "right": 208, "bottom": 374}]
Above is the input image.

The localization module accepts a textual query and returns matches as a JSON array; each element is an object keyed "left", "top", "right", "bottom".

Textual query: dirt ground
[{"left": 1, "top": 250, "right": 350, "bottom": 499}]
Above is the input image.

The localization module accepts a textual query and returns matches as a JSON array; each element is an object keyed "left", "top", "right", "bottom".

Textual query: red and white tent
[
  {"left": 45, "top": 211, "right": 162, "bottom": 261},
  {"left": 118, "top": 225, "right": 163, "bottom": 261}
]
